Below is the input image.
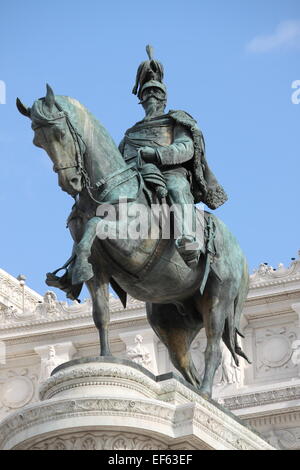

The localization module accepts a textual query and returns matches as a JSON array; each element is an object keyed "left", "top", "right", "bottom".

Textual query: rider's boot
[
  {"left": 45, "top": 250, "right": 83, "bottom": 301},
  {"left": 165, "top": 173, "right": 201, "bottom": 269},
  {"left": 175, "top": 235, "right": 200, "bottom": 269},
  {"left": 171, "top": 195, "right": 201, "bottom": 268}
]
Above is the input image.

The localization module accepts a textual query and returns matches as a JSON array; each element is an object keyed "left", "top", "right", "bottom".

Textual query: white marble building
[{"left": 0, "top": 253, "right": 300, "bottom": 450}]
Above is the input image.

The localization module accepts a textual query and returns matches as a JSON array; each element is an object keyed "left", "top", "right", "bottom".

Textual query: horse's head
[{"left": 16, "top": 84, "right": 83, "bottom": 196}]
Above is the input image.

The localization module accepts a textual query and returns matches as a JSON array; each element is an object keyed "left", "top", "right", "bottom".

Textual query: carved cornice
[
  {"left": 219, "top": 383, "right": 300, "bottom": 411},
  {"left": 245, "top": 410, "right": 300, "bottom": 426},
  {"left": 0, "top": 269, "right": 43, "bottom": 312},
  {"left": 0, "top": 286, "right": 145, "bottom": 331},
  {"left": 250, "top": 258, "right": 300, "bottom": 289},
  {"left": 1, "top": 258, "right": 299, "bottom": 335},
  {"left": 0, "top": 397, "right": 176, "bottom": 448},
  {"left": 151, "top": 379, "right": 270, "bottom": 449},
  {"left": 39, "top": 364, "right": 160, "bottom": 400},
  {"left": 0, "top": 386, "right": 272, "bottom": 450},
  {"left": 1, "top": 317, "right": 149, "bottom": 347}
]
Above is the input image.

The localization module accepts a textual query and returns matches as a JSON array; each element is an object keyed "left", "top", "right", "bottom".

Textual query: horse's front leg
[
  {"left": 72, "top": 216, "right": 101, "bottom": 284},
  {"left": 86, "top": 271, "right": 112, "bottom": 356}
]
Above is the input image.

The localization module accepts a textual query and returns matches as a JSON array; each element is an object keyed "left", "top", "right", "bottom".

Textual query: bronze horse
[{"left": 17, "top": 85, "right": 250, "bottom": 397}]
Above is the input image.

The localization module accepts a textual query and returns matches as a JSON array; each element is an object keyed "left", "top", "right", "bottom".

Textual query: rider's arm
[{"left": 155, "top": 124, "right": 194, "bottom": 166}]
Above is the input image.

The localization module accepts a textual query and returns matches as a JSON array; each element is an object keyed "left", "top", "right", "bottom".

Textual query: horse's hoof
[
  {"left": 72, "top": 263, "right": 94, "bottom": 284},
  {"left": 199, "top": 388, "right": 212, "bottom": 400}
]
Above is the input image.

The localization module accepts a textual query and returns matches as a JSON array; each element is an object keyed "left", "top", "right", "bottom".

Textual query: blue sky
[{"left": 0, "top": 0, "right": 299, "bottom": 299}]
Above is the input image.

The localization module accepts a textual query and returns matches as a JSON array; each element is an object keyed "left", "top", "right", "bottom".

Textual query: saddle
[{"left": 139, "top": 163, "right": 168, "bottom": 203}]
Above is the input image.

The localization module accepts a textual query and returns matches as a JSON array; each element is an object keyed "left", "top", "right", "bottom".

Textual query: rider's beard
[{"left": 143, "top": 97, "right": 165, "bottom": 119}]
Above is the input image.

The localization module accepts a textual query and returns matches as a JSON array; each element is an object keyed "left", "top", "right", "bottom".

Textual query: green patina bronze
[{"left": 16, "top": 46, "right": 250, "bottom": 397}]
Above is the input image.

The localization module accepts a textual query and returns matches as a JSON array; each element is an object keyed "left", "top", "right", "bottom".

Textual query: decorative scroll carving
[{"left": 19, "top": 431, "right": 168, "bottom": 450}]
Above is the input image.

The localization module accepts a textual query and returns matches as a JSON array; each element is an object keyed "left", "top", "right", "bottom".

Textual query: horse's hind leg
[
  {"left": 146, "top": 301, "right": 202, "bottom": 388},
  {"left": 197, "top": 287, "right": 229, "bottom": 397},
  {"left": 86, "top": 267, "right": 111, "bottom": 356}
]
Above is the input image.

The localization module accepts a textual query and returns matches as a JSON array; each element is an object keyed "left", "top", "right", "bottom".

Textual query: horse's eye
[{"left": 54, "top": 128, "right": 66, "bottom": 140}]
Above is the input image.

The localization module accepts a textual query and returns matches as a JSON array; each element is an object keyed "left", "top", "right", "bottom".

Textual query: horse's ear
[
  {"left": 16, "top": 98, "right": 31, "bottom": 118},
  {"left": 45, "top": 83, "right": 55, "bottom": 110}
]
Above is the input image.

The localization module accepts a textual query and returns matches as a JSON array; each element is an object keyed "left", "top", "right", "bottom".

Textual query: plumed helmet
[
  {"left": 139, "top": 80, "right": 167, "bottom": 98},
  {"left": 132, "top": 45, "right": 167, "bottom": 100}
]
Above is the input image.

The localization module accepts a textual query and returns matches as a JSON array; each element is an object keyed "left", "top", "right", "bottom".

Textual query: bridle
[{"left": 36, "top": 100, "right": 142, "bottom": 205}]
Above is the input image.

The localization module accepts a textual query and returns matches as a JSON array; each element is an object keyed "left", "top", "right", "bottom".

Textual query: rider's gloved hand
[{"left": 140, "top": 146, "right": 158, "bottom": 163}]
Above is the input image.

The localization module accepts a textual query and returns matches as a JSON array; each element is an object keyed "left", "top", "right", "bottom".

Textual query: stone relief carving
[
  {"left": 263, "top": 429, "right": 280, "bottom": 449},
  {"left": 256, "top": 326, "right": 297, "bottom": 375},
  {"left": 35, "top": 342, "right": 76, "bottom": 384},
  {"left": 216, "top": 340, "right": 242, "bottom": 387},
  {"left": 191, "top": 334, "right": 206, "bottom": 378},
  {"left": 19, "top": 431, "right": 168, "bottom": 450},
  {"left": 264, "top": 428, "right": 300, "bottom": 450},
  {"left": 253, "top": 263, "right": 274, "bottom": 276},
  {"left": 220, "top": 384, "right": 300, "bottom": 410},
  {"left": 0, "top": 367, "right": 38, "bottom": 415},
  {"left": 291, "top": 340, "right": 300, "bottom": 377},
  {"left": 126, "top": 335, "right": 152, "bottom": 367},
  {"left": 43, "top": 291, "right": 58, "bottom": 314},
  {"left": 193, "top": 406, "right": 257, "bottom": 450},
  {"left": 0, "top": 305, "right": 18, "bottom": 320},
  {"left": 190, "top": 336, "right": 243, "bottom": 387},
  {"left": 38, "top": 346, "right": 61, "bottom": 382}
]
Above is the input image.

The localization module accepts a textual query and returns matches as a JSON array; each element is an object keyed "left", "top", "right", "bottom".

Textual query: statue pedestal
[{"left": 0, "top": 358, "right": 273, "bottom": 450}]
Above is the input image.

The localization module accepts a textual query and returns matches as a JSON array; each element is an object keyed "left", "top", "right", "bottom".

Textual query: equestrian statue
[{"left": 16, "top": 46, "right": 250, "bottom": 397}]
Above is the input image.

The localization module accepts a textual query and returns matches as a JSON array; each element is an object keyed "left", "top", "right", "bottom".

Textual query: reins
[{"left": 51, "top": 101, "right": 143, "bottom": 205}]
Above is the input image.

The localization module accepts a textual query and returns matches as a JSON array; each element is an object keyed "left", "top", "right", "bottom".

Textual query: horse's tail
[{"left": 222, "top": 258, "right": 251, "bottom": 366}]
